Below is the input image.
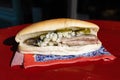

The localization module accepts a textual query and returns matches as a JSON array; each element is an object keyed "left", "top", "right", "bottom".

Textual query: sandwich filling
[{"left": 24, "top": 27, "right": 99, "bottom": 47}]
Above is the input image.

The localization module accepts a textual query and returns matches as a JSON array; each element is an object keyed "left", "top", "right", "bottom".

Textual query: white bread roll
[{"left": 15, "top": 18, "right": 101, "bottom": 55}]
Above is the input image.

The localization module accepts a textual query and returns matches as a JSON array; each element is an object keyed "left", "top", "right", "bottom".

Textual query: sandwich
[
  {"left": 12, "top": 18, "right": 116, "bottom": 68},
  {"left": 15, "top": 18, "right": 102, "bottom": 55}
]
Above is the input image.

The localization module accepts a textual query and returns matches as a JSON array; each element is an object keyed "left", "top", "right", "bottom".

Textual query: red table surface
[{"left": 0, "top": 20, "right": 120, "bottom": 80}]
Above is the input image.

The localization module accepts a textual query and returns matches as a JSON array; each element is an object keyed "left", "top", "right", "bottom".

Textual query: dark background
[{"left": 0, "top": 0, "right": 120, "bottom": 28}]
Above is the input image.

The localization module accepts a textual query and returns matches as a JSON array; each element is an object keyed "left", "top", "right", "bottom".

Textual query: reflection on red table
[{"left": 0, "top": 20, "right": 120, "bottom": 80}]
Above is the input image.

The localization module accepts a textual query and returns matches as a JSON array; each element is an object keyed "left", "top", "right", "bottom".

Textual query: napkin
[{"left": 11, "top": 46, "right": 116, "bottom": 68}]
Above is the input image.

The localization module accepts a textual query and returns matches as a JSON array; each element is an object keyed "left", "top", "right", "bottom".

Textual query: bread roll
[{"left": 15, "top": 18, "right": 102, "bottom": 55}]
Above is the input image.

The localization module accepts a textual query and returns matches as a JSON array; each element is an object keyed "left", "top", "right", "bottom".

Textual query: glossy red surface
[{"left": 0, "top": 20, "right": 120, "bottom": 80}]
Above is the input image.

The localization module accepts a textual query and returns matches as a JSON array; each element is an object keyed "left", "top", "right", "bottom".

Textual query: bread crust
[
  {"left": 15, "top": 18, "right": 99, "bottom": 42},
  {"left": 18, "top": 41, "right": 102, "bottom": 55}
]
